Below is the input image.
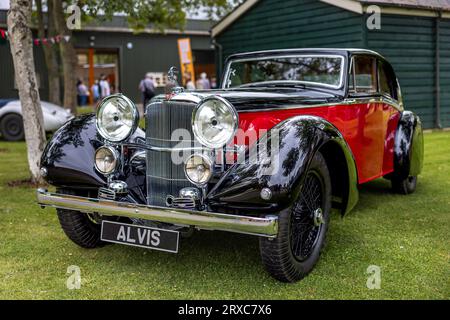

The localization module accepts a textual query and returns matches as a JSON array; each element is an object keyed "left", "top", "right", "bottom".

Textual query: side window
[
  {"left": 349, "top": 56, "right": 377, "bottom": 94},
  {"left": 378, "top": 61, "right": 398, "bottom": 100}
]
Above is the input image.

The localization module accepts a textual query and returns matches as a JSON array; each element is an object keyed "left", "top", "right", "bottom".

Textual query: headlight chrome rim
[
  {"left": 94, "top": 145, "right": 120, "bottom": 175},
  {"left": 96, "top": 93, "right": 139, "bottom": 142},
  {"left": 184, "top": 153, "right": 213, "bottom": 186},
  {"left": 192, "top": 96, "right": 238, "bottom": 149}
]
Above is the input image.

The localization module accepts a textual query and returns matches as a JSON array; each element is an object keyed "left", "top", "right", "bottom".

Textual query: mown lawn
[{"left": 0, "top": 132, "right": 448, "bottom": 300}]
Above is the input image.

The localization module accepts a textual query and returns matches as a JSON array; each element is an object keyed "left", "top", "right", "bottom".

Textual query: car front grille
[{"left": 145, "top": 101, "right": 196, "bottom": 206}]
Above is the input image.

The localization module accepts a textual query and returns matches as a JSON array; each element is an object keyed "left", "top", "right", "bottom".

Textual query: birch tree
[
  {"left": 8, "top": 0, "right": 47, "bottom": 184},
  {"left": 36, "top": 0, "right": 61, "bottom": 106}
]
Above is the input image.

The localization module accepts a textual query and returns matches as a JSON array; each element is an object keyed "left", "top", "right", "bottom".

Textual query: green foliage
[
  {"left": 0, "top": 131, "right": 449, "bottom": 299},
  {"left": 78, "top": 0, "right": 241, "bottom": 31}
]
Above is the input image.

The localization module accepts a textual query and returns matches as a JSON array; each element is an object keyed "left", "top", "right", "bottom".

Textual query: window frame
[
  {"left": 377, "top": 59, "right": 399, "bottom": 102},
  {"left": 222, "top": 54, "right": 346, "bottom": 90},
  {"left": 348, "top": 54, "right": 379, "bottom": 97}
]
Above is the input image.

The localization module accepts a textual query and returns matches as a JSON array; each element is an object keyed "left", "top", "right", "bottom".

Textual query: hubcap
[
  {"left": 7, "top": 121, "right": 20, "bottom": 135},
  {"left": 290, "top": 171, "right": 324, "bottom": 262},
  {"left": 313, "top": 208, "right": 324, "bottom": 226}
]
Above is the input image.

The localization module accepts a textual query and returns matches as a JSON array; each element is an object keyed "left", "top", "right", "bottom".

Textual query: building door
[
  {"left": 193, "top": 49, "right": 216, "bottom": 88},
  {"left": 76, "top": 48, "right": 120, "bottom": 105}
]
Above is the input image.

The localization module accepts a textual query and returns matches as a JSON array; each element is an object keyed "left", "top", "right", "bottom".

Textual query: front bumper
[{"left": 37, "top": 189, "right": 278, "bottom": 237}]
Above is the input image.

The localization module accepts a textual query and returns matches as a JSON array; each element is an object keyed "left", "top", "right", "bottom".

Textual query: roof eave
[{"left": 212, "top": 0, "right": 449, "bottom": 38}]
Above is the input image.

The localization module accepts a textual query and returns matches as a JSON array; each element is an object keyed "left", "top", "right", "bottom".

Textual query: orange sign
[{"left": 177, "top": 38, "right": 195, "bottom": 86}]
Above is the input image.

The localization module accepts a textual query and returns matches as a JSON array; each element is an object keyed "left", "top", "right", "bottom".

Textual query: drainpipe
[
  {"left": 435, "top": 11, "right": 442, "bottom": 129},
  {"left": 212, "top": 39, "right": 223, "bottom": 86}
]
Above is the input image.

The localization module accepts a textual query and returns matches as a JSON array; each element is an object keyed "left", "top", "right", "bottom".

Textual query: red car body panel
[{"left": 237, "top": 102, "right": 401, "bottom": 184}]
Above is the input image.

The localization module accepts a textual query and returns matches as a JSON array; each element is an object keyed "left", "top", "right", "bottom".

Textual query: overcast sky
[{"left": 0, "top": 0, "right": 8, "bottom": 10}]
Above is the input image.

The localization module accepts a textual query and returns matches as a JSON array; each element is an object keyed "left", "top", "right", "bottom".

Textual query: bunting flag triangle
[{"left": 0, "top": 28, "right": 70, "bottom": 45}]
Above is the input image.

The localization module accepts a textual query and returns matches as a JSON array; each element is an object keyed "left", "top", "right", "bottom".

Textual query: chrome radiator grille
[{"left": 146, "top": 101, "right": 196, "bottom": 206}]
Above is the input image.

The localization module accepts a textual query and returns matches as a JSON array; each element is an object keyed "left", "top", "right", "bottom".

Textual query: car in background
[{"left": 0, "top": 99, "right": 73, "bottom": 141}]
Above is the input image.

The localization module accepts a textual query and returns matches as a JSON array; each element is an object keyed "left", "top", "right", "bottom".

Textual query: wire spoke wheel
[
  {"left": 290, "top": 171, "right": 324, "bottom": 261},
  {"left": 259, "top": 151, "right": 331, "bottom": 283}
]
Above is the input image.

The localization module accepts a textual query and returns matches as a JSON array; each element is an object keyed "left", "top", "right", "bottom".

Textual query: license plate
[{"left": 101, "top": 221, "right": 179, "bottom": 253}]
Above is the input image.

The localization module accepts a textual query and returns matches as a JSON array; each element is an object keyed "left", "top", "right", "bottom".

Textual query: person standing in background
[
  {"left": 199, "top": 72, "right": 211, "bottom": 90},
  {"left": 91, "top": 80, "right": 100, "bottom": 103},
  {"left": 211, "top": 77, "right": 217, "bottom": 89},
  {"left": 139, "top": 72, "right": 156, "bottom": 107},
  {"left": 77, "top": 80, "right": 89, "bottom": 106},
  {"left": 185, "top": 74, "right": 195, "bottom": 90},
  {"left": 99, "top": 74, "right": 111, "bottom": 98}
]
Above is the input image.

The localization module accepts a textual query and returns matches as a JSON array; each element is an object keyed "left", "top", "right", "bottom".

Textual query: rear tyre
[
  {"left": 259, "top": 152, "right": 331, "bottom": 282},
  {"left": 0, "top": 113, "right": 25, "bottom": 141},
  {"left": 391, "top": 175, "right": 417, "bottom": 195},
  {"left": 56, "top": 189, "right": 106, "bottom": 248}
]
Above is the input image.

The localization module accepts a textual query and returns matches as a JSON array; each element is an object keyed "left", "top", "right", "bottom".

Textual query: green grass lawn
[{"left": 0, "top": 132, "right": 449, "bottom": 299}]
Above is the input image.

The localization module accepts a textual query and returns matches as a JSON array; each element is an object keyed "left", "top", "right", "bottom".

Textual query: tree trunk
[
  {"left": 36, "top": 0, "right": 61, "bottom": 106},
  {"left": 8, "top": 0, "right": 47, "bottom": 185},
  {"left": 53, "top": 0, "right": 78, "bottom": 114}
]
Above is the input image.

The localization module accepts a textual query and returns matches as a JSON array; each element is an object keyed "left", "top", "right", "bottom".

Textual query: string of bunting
[{"left": 0, "top": 28, "right": 71, "bottom": 45}]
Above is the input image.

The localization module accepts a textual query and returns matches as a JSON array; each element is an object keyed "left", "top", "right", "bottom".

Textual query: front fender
[
  {"left": 41, "top": 114, "right": 106, "bottom": 188},
  {"left": 41, "top": 113, "right": 144, "bottom": 189},
  {"left": 207, "top": 116, "right": 358, "bottom": 215}
]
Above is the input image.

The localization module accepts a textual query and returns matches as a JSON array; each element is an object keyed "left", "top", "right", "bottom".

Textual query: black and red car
[{"left": 37, "top": 49, "right": 423, "bottom": 282}]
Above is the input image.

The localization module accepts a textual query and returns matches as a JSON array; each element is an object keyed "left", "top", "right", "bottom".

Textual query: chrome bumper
[{"left": 36, "top": 189, "right": 278, "bottom": 237}]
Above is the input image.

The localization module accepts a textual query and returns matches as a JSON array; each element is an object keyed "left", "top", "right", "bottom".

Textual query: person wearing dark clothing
[{"left": 139, "top": 73, "right": 156, "bottom": 107}]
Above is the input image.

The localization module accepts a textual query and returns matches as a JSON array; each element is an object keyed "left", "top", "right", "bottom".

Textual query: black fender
[
  {"left": 393, "top": 111, "right": 424, "bottom": 179},
  {"left": 206, "top": 116, "right": 359, "bottom": 215},
  {"left": 41, "top": 113, "right": 145, "bottom": 193}
]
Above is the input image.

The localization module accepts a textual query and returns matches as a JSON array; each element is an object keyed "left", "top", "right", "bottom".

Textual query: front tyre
[
  {"left": 0, "top": 113, "right": 25, "bottom": 141},
  {"left": 259, "top": 151, "right": 331, "bottom": 282},
  {"left": 391, "top": 175, "right": 417, "bottom": 195},
  {"left": 56, "top": 189, "right": 106, "bottom": 248}
]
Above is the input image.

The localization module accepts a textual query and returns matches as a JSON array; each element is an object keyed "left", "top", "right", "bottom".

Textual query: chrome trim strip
[
  {"left": 123, "top": 142, "right": 208, "bottom": 153},
  {"left": 237, "top": 97, "right": 403, "bottom": 113},
  {"left": 146, "top": 175, "right": 189, "bottom": 182},
  {"left": 237, "top": 101, "right": 340, "bottom": 113},
  {"left": 222, "top": 54, "right": 346, "bottom": 90},
  {"left": 37, "top": 189, "right": 278, "bottom": 238}
]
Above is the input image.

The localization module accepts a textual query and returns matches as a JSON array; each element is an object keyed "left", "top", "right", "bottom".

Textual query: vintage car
[
  {"left": 37, "top": 49, "right": 423, "bottom": 282},
  {"left": 0, "top": 99, "right": 73, "bottom": 141}
]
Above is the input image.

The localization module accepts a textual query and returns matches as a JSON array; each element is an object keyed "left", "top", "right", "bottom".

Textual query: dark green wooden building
[{"left": 212, "top": 0, "right": 450, "bottom": 128}]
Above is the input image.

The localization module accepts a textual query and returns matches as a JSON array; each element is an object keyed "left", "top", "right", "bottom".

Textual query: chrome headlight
[
  {"left": 192, "top": 96, "right": 238, "bottom": 149},
  {"left": 94, "top": 146, "right": 119, "bottom": 175},
  {"left": 96, "top": 94, "right": 139, "bottom": 142},
  {"left": 184, "top": 153, "right": 213, "bottom": 185}
]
